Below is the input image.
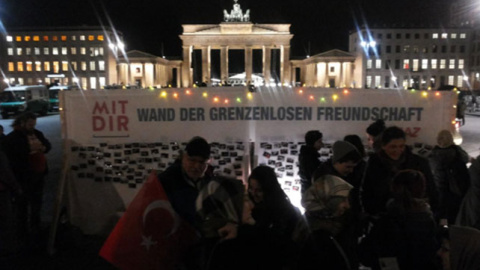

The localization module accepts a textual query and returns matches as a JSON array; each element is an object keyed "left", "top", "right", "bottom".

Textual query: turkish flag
[{"left": 99, "top": 170, "right": 198, "bottom": 270}]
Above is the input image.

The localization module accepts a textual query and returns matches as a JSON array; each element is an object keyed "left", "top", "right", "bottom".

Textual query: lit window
[
  {"left": 403, "top": 59, "right": 410, "bottom": 69},
  {"left": 52, "top": 47, "right": 59, "bottom": 55},
  {"left": 366, "top": 76, "right": 372, "bottom": 88},
  {"left": 18, "top": 78, "right": 24, "bottom": 85},
  {"left": 16, "top": 36, "right": 22, "bottom": 42},
  {"left": 440, "top": 59, "right": 446, "bottom": 69},
  {"left": 90, "top": 77, "right": 97, "bottom": 89},
  {"left": 6, "top": 36, "right": 13, "bottom": 42},
  {"left": 99, "top": 77, "right": 106, "bottom": 87},
  {"left": 62, "top": 61, "right": 69, "bottom": 71},
  {"left": 52, "top": 36, "right": 58, "bottom": 41},
  {"left": 62, "top": 47, "right": 67, "bottom": 55},
  {"left": 375, "top": 59, "right": 382, "bottom": 69},
  {"left": 43, "top": 48, "right": 49, "bottom": 55},
  {"left": 88, "top": 35, "right": 94, "bottom": 41},
  {"left": 81, "top": 78, "right": 87, "bottom": 89},
  {"left": 451, "top": 33, "right": 457, "bottom": 39},
  {"left": 403, "top": 45, "right": 410, "bottom": 53},
  {"left": 458, "top": 76, "right": 463, "bottom": 87},
  {"left": 61, "top": 36, "right": 67, "bottom": 41},
  {"left": 71, "top": 35, "right": 76, "bottom": 41},
  {"left": 449, "top": 59, "right": 455, "bottom": 69},
  {"left": 90, "top": 61, "right": 96, "bottom": 71},
  {"left": 366, "top": 59, "right": 372, "bottom": 69},
  {"left": 460, "top": 33, "right": 466, "bottom": 39},
  {"left": 33, "top": 36, "right": 40, "bottom": 41},
  {"left": 16, "top": 48, "right": 22, "bottom": 55},
  {"left": 98, "top": 61, "right": 105, "bottom": 71},
  {"left": 412, "top": 59, "right": 419, "bottom": 71},
  {"left": 44, "top": 62, "right": 50, "bottom": 71},
  {"left": 53, "top": 61, "right": 59, "bottom": 73},
  {"left": 26, "top": 48, "right": 31, "bottom": 55},
  {"left": 448, "top": 76, "right": 454, "bottom": 85},
  {"left": 8, "top": 62, "right": 14, "bottom": 72},
  {"left": 431, "top": 59, "right": 438, "bottom": 69},
  {"left": 35, "top": 61, "right": 41, "bottom": 71},
  {"left": 71, "top": 61, "right": 77, "bottom": 71},
  {"left": 97, "top": 35, "right": 104, "bottom": 41},
  {"left": 459, "top": 59, "right": 464, "bottom": 69},
  {"left": 375, "top": 76, "right": 381, "bottom": 88},
  {"left": 81, "top": 61, "right": 87, "bottom": 71},
  {"left": 441, "top": 33, "right": 448, "bottom": 39},
  {"left": 71, "top": 47, "right": 77, "bottom": 55},
  {"left": 80, "top": 35, "right": 85, "bottom": 41},
  {"left": 98, "top": 47, "right": 104, "bottom": 56},
  {"left": 7, "top": 48, "right": 13, "bottom": 55},
  {"left": 34, "top": 47, "right": 40, "bottom": 55},
  {"left": 80, "top": 47, "right": 86, "bottom": 55},
  {"left": 17, "top": 62, "right": 24, "bottom": 72},
  {"left": 432, "top": 33, "right": 438, "bottom": 39},
  {"left": 24, "top": 36, "right": 31, "bottom": 42},
  {"left": 422, "top": 59, "right": 428, "bottom": 69},
  {"left": 43, "top": 36, "right": 49, "bottom": 41}
]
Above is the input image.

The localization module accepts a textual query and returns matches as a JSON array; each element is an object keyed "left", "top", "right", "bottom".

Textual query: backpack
[{"left": 446, "top": 147, "right": 470, "bottom": 197}]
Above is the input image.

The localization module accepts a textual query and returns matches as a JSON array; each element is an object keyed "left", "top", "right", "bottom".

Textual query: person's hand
[{"left": 217, "top": 222, "right": 238, "bottom": 241}]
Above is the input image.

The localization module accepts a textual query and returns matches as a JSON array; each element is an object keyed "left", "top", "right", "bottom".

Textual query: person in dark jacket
[
  {"left": 366, "top": 119, "right": 386, "bottom": 154},
  {"left": 428, "top": 129, "right": 470, "bottom": 224},
  {"left": 298, "top": 130, "right": 323, "bottom": 194},
  {"left": 2, "top": 112, "right": 51, "bottom": 242},
  {"left": 360, "top": 126, "right": 439, "bottom": 219},
  {"left": 359, "top": 170, "right": 437, "bottom": 270}
]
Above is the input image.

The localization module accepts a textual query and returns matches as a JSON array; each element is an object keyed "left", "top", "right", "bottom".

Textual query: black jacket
[{"left": 298, "top": 145, "right": 321, "bottom": 193}]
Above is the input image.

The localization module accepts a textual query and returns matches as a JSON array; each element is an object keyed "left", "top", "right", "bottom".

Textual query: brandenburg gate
[{"left": 179, "top": 0, "right": 293, "bottom": 87}]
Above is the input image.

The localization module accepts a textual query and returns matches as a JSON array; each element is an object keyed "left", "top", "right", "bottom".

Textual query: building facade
[
  {"left": 348, "top": 26, "right": 472, "bottom": 90},
  {"left": 0, "top": 26, "right": 124, "bottom": 90}
]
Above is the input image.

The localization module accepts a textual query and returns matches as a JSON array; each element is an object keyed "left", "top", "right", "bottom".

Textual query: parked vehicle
[
  {"left": 48, "top": 85, "right": 79, "bottom": 111},
  {"left": 0, "top": 85, "right": 50, "bottom": 118}
]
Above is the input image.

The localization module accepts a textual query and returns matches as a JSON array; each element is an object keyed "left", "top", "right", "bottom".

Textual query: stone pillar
[
  {"left": 182, "top": 45, "right": 192, "bottom": 87},
  {"left": 201, "top": 46, "right": 211, "bottom": 83},
  {"left": 263, "top": 46, "right": 272, "bottom": 85},
  {"left": 220, "top": 46, "right": 228, "bottom": 84},
  {"left": 281, "top": 45, "right": 291, "bottom": 85},
  {"left": 245, "top": 46, "right": 253, "bottom": 85},
  {"left": 325, "top": 62, "right": 329, "bottom": 87},
  {"left": 339, "top": 61, "right": 344, "bottom": 87},
  {"left": 142, "top": 63, "right": 146, "bottom": 87}
]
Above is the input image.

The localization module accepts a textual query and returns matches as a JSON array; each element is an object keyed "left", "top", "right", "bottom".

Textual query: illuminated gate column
[
  {"left": 281, "top": 45, "right": 291, "bottom": 85},
  {"left": 220, "top": 46, "right": 229, "bottom": 84},
  {"left": 182, "top": 45, "right": 192, "bottom": 87},
  {"left": 245, "top": 45, "right": 253, "bottom": 84},
  {"left": 201, "top": 46, "right": 211, "bottom": 83},
  {"left": 263, "top": 46, "right": 272, "bottom": 85}
]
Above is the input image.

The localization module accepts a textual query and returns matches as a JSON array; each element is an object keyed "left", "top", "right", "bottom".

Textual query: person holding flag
[{"left": 100, "top": 136, "right": 214, "bottom": 270}]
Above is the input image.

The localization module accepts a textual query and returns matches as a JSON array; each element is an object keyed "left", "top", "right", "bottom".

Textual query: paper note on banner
[{"left": 379, "top": 257, "right": 400, "bottom": 270}]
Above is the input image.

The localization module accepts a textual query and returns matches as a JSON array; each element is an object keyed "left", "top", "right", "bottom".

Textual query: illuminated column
[
  {"left": 245, "top": 46, "right": 253, "bottom": 84},
  {"left": 182, "top": 45, "right": 192, "bottom": 87},
  {"left": 263, "top": 46, "right": 272, "bottom": 85},
  {"left": 142, "top": 63, "right": 146, "bottom": 87},
  {"left": 339, "top": 61, "right": 344, "bottom": 87},
  {"left": 201, "top": 46, "right": 211, "bottom": 83},
  {"left": 281, "top": 45, "right": 291, "bottom": 85},
  {"left": 220, "top": 46, "right": 228, "bottom": 84},
  {"left": 325, "top": 62, "right": 329, "bottom": 87}
]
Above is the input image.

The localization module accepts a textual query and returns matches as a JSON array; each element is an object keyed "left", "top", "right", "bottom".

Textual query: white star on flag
[{"left": 141, "top": 235, "right": 157, "bottom": 251}]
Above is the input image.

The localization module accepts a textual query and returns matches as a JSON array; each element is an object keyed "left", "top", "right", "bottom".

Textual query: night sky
[{"left": 0, "top": 0, "right": 453, "bottom": 58}]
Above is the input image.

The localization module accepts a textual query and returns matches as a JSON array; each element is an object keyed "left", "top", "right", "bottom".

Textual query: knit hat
[
  {"left": 185, "top": 136, "right": 211, "bottom": 159},
  {"left": 305, "top": 130, "right": 323, "bottom": 146},
  {"left": 366, "top": 119, "right": 386, "bottom": 137},
  {"left": 332, "top": 141, "right": 358, "bottom": 163}
]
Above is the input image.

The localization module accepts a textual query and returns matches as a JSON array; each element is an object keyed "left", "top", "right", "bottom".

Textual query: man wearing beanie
[
  {"left": 298, "top": 130, "right": 324, "bottom": 194},
  {"left": 312, "top": 141, "right": 362, "bottom": 181},
  {"left": 158, "top": 136, "right": 214, "bottom": 227}
]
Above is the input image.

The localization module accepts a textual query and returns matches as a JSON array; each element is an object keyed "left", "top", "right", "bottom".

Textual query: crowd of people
[
  {"left": 2, "top": 111, "right": 480, "bottom": 270},
  {"left": 154, "top": 123, "right": 480, "bottom": 270}
]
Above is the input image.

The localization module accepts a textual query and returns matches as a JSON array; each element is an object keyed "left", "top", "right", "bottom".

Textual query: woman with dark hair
[
  {"left": 360, "top": 126, "right": 438, "bottom": 218},
  {"left": 359, "top": 170, "right": 437, "bottom": 270},
  {"left": 366, "top": 119, "right": 386, "bottom": 154},
  {"left": 248, "top": 165, "right": 314, "bottom": 269}
]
